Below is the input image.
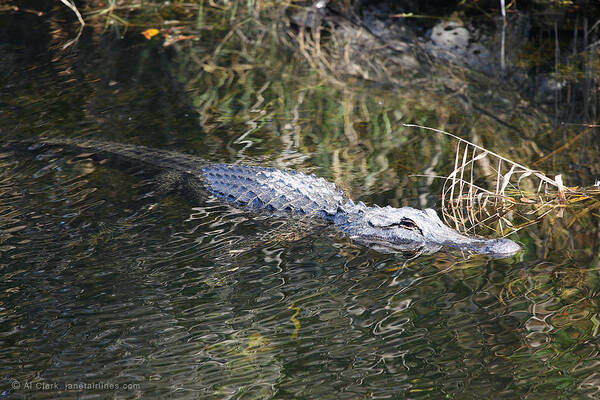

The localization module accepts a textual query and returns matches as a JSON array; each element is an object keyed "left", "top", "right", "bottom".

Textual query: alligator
[{"left": 11, "top": 138, "right": 520, "bottom": 257}]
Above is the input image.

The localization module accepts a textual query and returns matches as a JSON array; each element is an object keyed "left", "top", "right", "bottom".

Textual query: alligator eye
[
  {"left": 393, "top": 218, "right": 419, "bottom": 230},
  {"left": 368, "top": 217, "right": 420, "bottom": 231},
  {"left": 391, "top": 218, "right": 423, "bottom": 235}
]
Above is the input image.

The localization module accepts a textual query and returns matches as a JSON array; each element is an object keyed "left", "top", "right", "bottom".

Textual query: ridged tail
[{"left": 15, "top": 137, "right": 207, "bottom": 174}]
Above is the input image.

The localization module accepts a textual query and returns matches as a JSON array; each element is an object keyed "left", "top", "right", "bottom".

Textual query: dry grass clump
[{"left": 402, "top": 124, "right": 600, "bottom": 237}]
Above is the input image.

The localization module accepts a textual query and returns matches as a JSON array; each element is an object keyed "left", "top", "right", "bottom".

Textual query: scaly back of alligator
[
  {"left": 202, "top": 164, "right": 345, "bottom": 216},
  {"left": 24, "top": 137, "right": 346, "bottom": 216}
]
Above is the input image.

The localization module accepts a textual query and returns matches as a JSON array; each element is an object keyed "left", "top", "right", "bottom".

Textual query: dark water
[{"left": 1, "top": 3, "right": 600, "bottom": 399}]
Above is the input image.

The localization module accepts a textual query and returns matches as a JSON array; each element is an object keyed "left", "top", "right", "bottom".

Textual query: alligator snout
[
  {"left": 475, "top": 237, "right": 521, "bottom": 257},
  {"left": 427, "top": 222, "right": 521, "bottom": 257}
]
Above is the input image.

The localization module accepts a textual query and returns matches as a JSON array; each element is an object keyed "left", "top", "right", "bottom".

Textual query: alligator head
[{"left": 334, "top": 202, "right": 520, "bottom": 257}]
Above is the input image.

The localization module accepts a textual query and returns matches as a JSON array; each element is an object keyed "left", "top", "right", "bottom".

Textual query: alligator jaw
[
  {"left": 430, "top": 226, "right": 521, "bottom": 257},
  {"left": 402, "top": 208, "right": 521, "bottom": 257},
  {"left": 352, "top": 232, "right": 520, "bottom": 258}
]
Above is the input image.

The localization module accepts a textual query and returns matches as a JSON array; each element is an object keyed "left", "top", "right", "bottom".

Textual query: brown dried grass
[{"left": 400, "top": 123, "right": 598, "bottom": 237}]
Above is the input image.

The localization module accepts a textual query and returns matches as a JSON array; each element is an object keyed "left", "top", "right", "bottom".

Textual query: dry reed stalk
[{"left": 59, "top": 0, "right": 85, "bottom": 49}]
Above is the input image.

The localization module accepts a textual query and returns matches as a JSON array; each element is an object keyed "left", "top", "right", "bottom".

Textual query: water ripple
[{"left": 1, "top": 150, "right": 599, "bottom": 399}]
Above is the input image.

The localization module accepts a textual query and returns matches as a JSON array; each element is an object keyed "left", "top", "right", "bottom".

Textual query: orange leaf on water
[{"left": 142, "top": 28, "right": 159, "bottom": 40}]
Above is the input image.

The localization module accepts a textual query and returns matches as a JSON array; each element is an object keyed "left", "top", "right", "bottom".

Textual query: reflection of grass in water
[
  {"left": 497, "top": 262, "right": 600, "bottom": 396},
  {"left": 204, "top": 332, "right": 280, "bottom": 398},
  {"left": 501, "top": 262, "right": 600, "bottom": 307}
]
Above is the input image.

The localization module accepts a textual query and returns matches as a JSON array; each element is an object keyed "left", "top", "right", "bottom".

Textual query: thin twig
[{"left": 59, "top": 0, "right": 85, "bottom": 49}]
